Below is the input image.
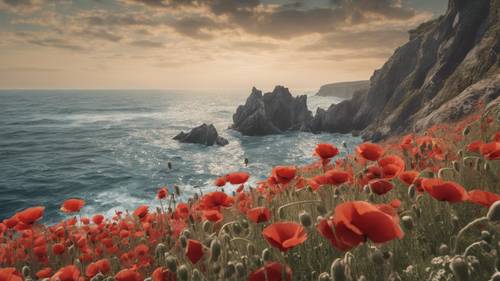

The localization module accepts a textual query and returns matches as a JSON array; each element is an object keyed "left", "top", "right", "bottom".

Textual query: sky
[{"left": 0, "top": 0, "right": 448, "bottom": 91}]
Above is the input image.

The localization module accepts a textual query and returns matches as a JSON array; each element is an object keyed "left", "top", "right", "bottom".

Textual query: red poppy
[
  {"left": 369, "top": 179, "right": 394, "bottom": 195},
  {"left": 214, "top": 177, "right": 226, "bottom": 187},
  {"left": 398, "top": 170, "right": 419, "bottom": 186},
  {"left": 249, "top": 262, "right": 292, "bottom": 281},
  {"left": 467, "top": 140, "right": 484, "bottom": 153},
  {"left": 262, "top": 222, "right": 307, "bottom": 252},
  {"left": 480, "top": 141, "right": 500, "bottom": 160},
  {"left": 325, "top": 170, "right": 351, "bottom": 185},
  {"left": 52, "top": 243, "right": 65, "bottom": 255},
  {"left": 174, "top": 203, "right": 190, "bottom": 219},
  {"left": 400, "top": 134, "right": 414, "bottom": 151},
  {"left": 202, "top": 209, "right": 223, "bottom": 222},
  {"left": 16, "top": 206, "right": 44, "bottom": 225},
  {"left": 60, "top": 199, "right": 85, "bottom": 213},
  {"left": 157, "top": 187, "right": 168, "bottom": 199},
  {"left": 133, "top": 205, "right": 149, "bottom": 219},
  {"left": 0, "top": 268, "right": 22, "bottom": 281},
  {"left": 226, "top": 172, "right": 250, "bottom": 185},
  {"left": 92, "top": 214, "right": 104, "bottom": 225},
  {"left": 185, "top": 239, "right": 204, "bottom": 264},
  {"left": 50, "top": 265, "right": 80, "bottom": 281},
  {"left": 36, "top": 268, "right": 53, "bottom": 279},
  {"left": 115, "top": 269, "right": 143, "bottom": 281},
  {"left": 317, "top": 201, "right": 403, "bottom": 251},
  {"left": 421, "top": 179, "right": 468, "bottom": 203},
  {"left": 356, "top": 142, "right": 384, "bottom": 161},
  {"left": 200, "top": 191, "right": 234, "bottom": 210},
  {"left": 493, "top": 131, "right": 500, "bottom": 142},
  {"left": 271, "top": 166, "right": 297, "bottom": 184},
  {"left": 378, "top": 155, "right": 405, "bottom": 179},
  {"left": 468, "top": 190, "right": 500, "bottom": 208},
  {"left": 314, "top": 143, "right": 339, "bottom": 159},
  {"left": 152, "top": 267, "right": 177, "bottom": 281},
  {"left": 3, "top": 216, "right": 18, "bottom": 229},
  {"left": 247, "top": 207, "right": 271, "bottom": 223}
]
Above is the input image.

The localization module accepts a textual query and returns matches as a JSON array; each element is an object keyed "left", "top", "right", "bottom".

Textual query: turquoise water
[{"left": 0, "top": 90, "right": 360, "bottom": 222}]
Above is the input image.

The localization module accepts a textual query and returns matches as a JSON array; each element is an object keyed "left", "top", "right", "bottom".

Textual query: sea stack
[{"left": 173, "top": 123, "right": 229, "bottom": 146}]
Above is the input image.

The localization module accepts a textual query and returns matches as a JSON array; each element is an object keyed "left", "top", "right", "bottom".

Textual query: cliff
[{"left": 315, "top": 80, "right": 370, "bottom": 99}]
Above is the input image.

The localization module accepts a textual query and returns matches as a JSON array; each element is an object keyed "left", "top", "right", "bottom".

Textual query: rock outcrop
[
  {"left": 231, "top": 86, "right": 313, "bottom": 136},
  {"left": 173, "top": 124, "right": 229, "bottom": 146},
  {"left": 315, "top": 80, "right": 370, "bottom": 99},
  {"left": 312, "top": 0, "right": 500, "bottom": 141}
]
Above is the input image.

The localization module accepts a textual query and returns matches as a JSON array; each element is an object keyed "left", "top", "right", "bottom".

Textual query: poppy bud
[
  {"left": 462, "top": 126, "right": 470, "bottom": 136},
  {"left": 278, "top": 207, "right": 286, "bottom": 220},
  {"left": 357, "top": 276, "right": 367, "bottom": 281},
  {"left": 449, "top": 256, "right": 469, "bottom": 281},
  {"left": 232, "top": 223, "right": 242, "bottom": 235},
  {"left": 458, "top": 149, "right": 464, "bottom": 158},
  {"left": 247, "top": 243, "right": 256, "bottom": 256},
  {"left": 490, "top": 272, "right": 500, "bottom": 281},
  {"left": 452, "top": 161, "right": 460, "bottom": 172},
  {"left": 223, "top": 262, "right": 235, "bottom": 278},
  {"left": 155, "top": 243, "right": 167, "bottom": 260},
  {"left": 91, "top": 273, "right": 105, "bottom": 281},
  {"left": 261, "top": 248, "right": 272, "bottom": 262},
  {"left": 438, "top": 244, "right": 449, "bottom": 255},
  {"left": 362, "top": 185, "right": 370, "bottom": 194},
  {"left": 180, "top": 236, "right": 187, "bottom": 248},
  {"left": 212, "top": 264, "right": 221, "bottom": 274},
  {"left": 210, "top": 239, "right": 221, "bottom": 262},
  {"left": 474, "top": 158, "right": 483, "bottom": 171},
  {"left": 202, "top": 221, "right": 212, "bottom": 233},
  {"left": 370, "top": 249, "right": 384, "bottom": 265},
  {"left": 166, "top": 255, "right": 177, "bottom": 272},
  {"left": 240, "top": 219, "right": 249, "bottom": 229},
  {"left": 330, "top": 258, "right": 346, "bottom": 281},
  {"left": 235, "top": 262, "right": 245, "bottom": 278},
  {"left": 299, "top": 210, "right": 313, "bottom": 228},
  {"left": 192, "top": 269, "right": 204, "bottom": 281},
  {"left": 174, "top": 185, "right": 180, "bottom": 196},
  {"left": 318, "top": 272, "right": 330, "bottom": 281},
  {"left": 22, "top": 266, "right": 31, "bottom": 278},
  {"left": 480, "top": 230, "right": 492, "bottom": 243},
  {"left": 317, "top": 205, "right": 327, "bottom": 215},
  {"left": 408, "top": 184, "right": 416, "bottom": 199},
  {"left": 388, "top": 272, "right": 402, "bottom": 281},
  {"left": 68, "top": 245, "right": 76, "bottom": 256},
  {"left": 484, "top": 162, "right": 491, "bottom": 173},
  {"left": 177, "top": 265, "right": 189, "bottom": 281},
  {"left": 182, "top": 229, "right": 192, "bottom": 238},
  {"left": 111, "top": 256, "right": 121, "bottom": 273},
  {"left": 487, "top": 201, "right": 500, "bottom": 221},
  {"left": 401, "top": 215, "right": 414, "bottom": 231},
  {"left": 74, "top": 259, "right": 82, "bottom": 271}
]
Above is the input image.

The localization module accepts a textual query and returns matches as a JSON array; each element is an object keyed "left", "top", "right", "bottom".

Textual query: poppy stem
[
  {"left": 277, "top": 200, "right": 322, "bottom": 219},
  {"left": 452, "top": 216, "right": 488, "bottom": 254},
  {"left": 462, "top": 241, "right": 483, "bottom": 258}
]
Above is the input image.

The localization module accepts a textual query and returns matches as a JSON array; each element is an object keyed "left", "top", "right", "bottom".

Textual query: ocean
[{"left": 0, "top": 90, "right": 361, "bottom": 223}]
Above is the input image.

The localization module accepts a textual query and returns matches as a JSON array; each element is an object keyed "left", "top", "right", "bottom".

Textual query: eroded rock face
[
  {"left": 173, "top": 123, "right": 229, "bottom": 146},
  {"left": 231, "top": 86, "right": 313, "bottom": 136},
  {"left": 312, "top": 0, "right": 500, "bottom": 141}
]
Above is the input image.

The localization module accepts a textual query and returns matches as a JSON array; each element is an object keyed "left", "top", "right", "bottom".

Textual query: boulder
[
  {"left": 173, "top": 123, "right": 229, "bottom": 146},
  {"left": 231, "top": 86, "right": 313, "bottom": 136}
]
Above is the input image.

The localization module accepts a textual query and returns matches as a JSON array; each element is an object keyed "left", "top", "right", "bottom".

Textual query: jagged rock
[
  {"left": 315, "top": 80, "right": 370, "bottom": 99},
  {"left": 312, "top": 0, "right": 500, "bottom": 141},
  {"left": 231, "top": 86, "right": 313, "bottom": 136},
  {"left": 173, "top": 124, "right": 228, "bottom": 146}
]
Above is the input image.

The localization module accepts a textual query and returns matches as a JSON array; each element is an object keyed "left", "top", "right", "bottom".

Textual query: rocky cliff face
[
  {"left": 173, "top": 123, "right": 229, "bottom": 146},
  {"left": 315, "top": 80, "right": 369, "bottom": 99},
  {"left": 231, "top": 86, "right": 313, "bottom": 136},
  {"left": 313, "top": 0, "right": 500, "bottom": 140}
]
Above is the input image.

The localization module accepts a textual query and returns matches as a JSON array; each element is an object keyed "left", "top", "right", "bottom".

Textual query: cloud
[
  {"left": 28, "top": 37, "right": 88, "bottom": 51},
  {"left": 129, "top": 39, "right": 165, "bottom": 48},
  {"left": 0, "top": 66, "right": 61, "bottom": 72}
]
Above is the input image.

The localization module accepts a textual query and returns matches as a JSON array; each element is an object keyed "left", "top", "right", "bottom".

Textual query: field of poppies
[{"left": 1, "top": 102, "right": 499, "bottom": 281}]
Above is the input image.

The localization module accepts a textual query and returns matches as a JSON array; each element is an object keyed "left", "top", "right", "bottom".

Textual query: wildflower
[
  {"left": 214, "top": 177, "right": 226, "bottom": 187},
  {"left": 0, "top": 268, "right": 22, "bottom": 281},
  {"left": 421, "top": 179, "right": 468, "bottom": 203},
  {"left": 480, "top": 141, "right": 500, "bottom": 160},
  {"left": 115, "top": 269, "right": 143, "bottom": 281},
  {"left": 467, "top": 140, "right": 484, "bottom": 153},
  {"left": 185, "top": 239, "right": 204, "bottom": 264},
  {"left": 133, "top": 205, "right": 149, "bottom": 219},
  {"left": 35, "top": 268, "right": 52, "bottom": 279},
  {"left": 152, "top": 267, "right": 177, "bottom": 281},
  {"left": 369, "top": 179, "right": 394, "bottom": 195},
  {"left": 356, "top": 142, "right": 385, "bottom": 161},
  {"left": 50, "top": 265, "right": 80, "bottom": 281},
  {"left": 468, "top": 190, "right": 500, "bottom": 208},
  {"left": 200, "top": 191, "right": 234, "bottom": 210},
  {"left": 378, "top": 155, "right": 405, "bottom": 179},
  {"left": 262, "top": 222, "right": 307, "bottom": 252},
  {"left": 52, "top": 243, "right": 65, "bottom": 255},
  {"left": 247, "top": 207, "right": 271, "bottom": 223},
  {"left": 16, "top": 206, "right": 44, "bottom": 225},
  {"left": 92, "top": 214, "right": 104, "bottom": 225},
  {"left": 271, "top": 166, "right": 297, "bottom": 184},
  {"left": 325, "top": 170, "right": 351, "bottom": 185},
  {"left": 60, "top": 199, "right": 85, "bottom": 213},
  {"left": 314, "top": 143, "right": 339, "bottom": 159},
  {"left": 157, "top": 187, "right": 168, "bottom": 199},
  {"left": 398, "top": 170, "right": 419, "bottom": 186},
  {"left": 226, "top": 172, "right": 250, "bottom": 185},
  {"left": 248, "top": 262, "right": 292, "bottom": 281}
]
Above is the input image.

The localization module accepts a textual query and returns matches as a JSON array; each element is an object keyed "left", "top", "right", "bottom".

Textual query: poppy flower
[
  {"left": 202, "top": 210, "right": 223, "bottom": 222},
  {"left": 421, "top": 179, "right": 468, "bottom": 203},
  {"left": 60, "top": 199, "right": 85, "bottom": 213},
  {"left": 314, "top": 143, "right": 339, "bottom": 159},
  {"left": 247, "top": 207, "right": 271, "bottom": 223},
  {"left": 356, "top": 142, "right": 385, "bottom": 161},
  {"left": 52, "top": 243, "right": 65, "bottom": 255},
  {"left": 133, "top": 205, "right": 149, "bottom": 219},
  {"left": 0, "top": 268, "right": 22, "bottom": 281},
  {"left": 214, "top": 177, "right": 226, "bottom": 187},
  {"left": 249, "top": 262, "right": 292, "bottom": 281},
  {"left": 92, "top": 214, "right": 104, "bottom": 225},
  {"left": 200, "top": 191, "right": 234, "bottom": 210},
  {"left": 480, "top": 141, "right": 500, "bottom": 160},
  {"left": 378, "top": 155, "right": 405, "bottom": 179},
  {"left": 398, "top": 170, "right": 419, "bottom": 186},
  {"left": 467, "top": 140, "right": 484, "bottom": 153},
  {"left": 226, "top": 172, "right": 250, "bottom": 185},
  {"left": 493, "top": 131, "right": 500, "bottom": 142},
  {"left": 262, "top": 222, "right": 307, "bottom": 252},
  {"left": 157, "top": 188, "right": 168, "bottom": 199},
  {"left": 152, "top": 267, "right": 177, "bottom": 281},
  {"left": 16, "top": 206, "right": 44, "bottom": 225},
  {"left": 468, "top": 190, "right": 500, "bottom": 208},
  {"left": 36, "top": 268, "right": 53, "bottom": 279},
  {"left": 50, "top": 265, "right": 81, "bottom": 281},
  {"left": 271, "top": 166, "right": 297, "bottom": 184},
  {"left": 174, "top": 203, "right": 190, "bottom": 219},
  {"left": 3, "top": 216, "right": 18, "bottom": 229},
  {"left": 115, "top": 269, "right": 143, "bottom": 281},
  {"left": 369, "top": 179, "right": 394, "bottom": 195},
  {"left": 325, "top": 170, "right": 351, "bottom": 185},
  {"left": 400, "top": 134, "right": 414, "bottom": 151},
  {"left": 185, "top": 239, "right": 204, "bottom": 264}
]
